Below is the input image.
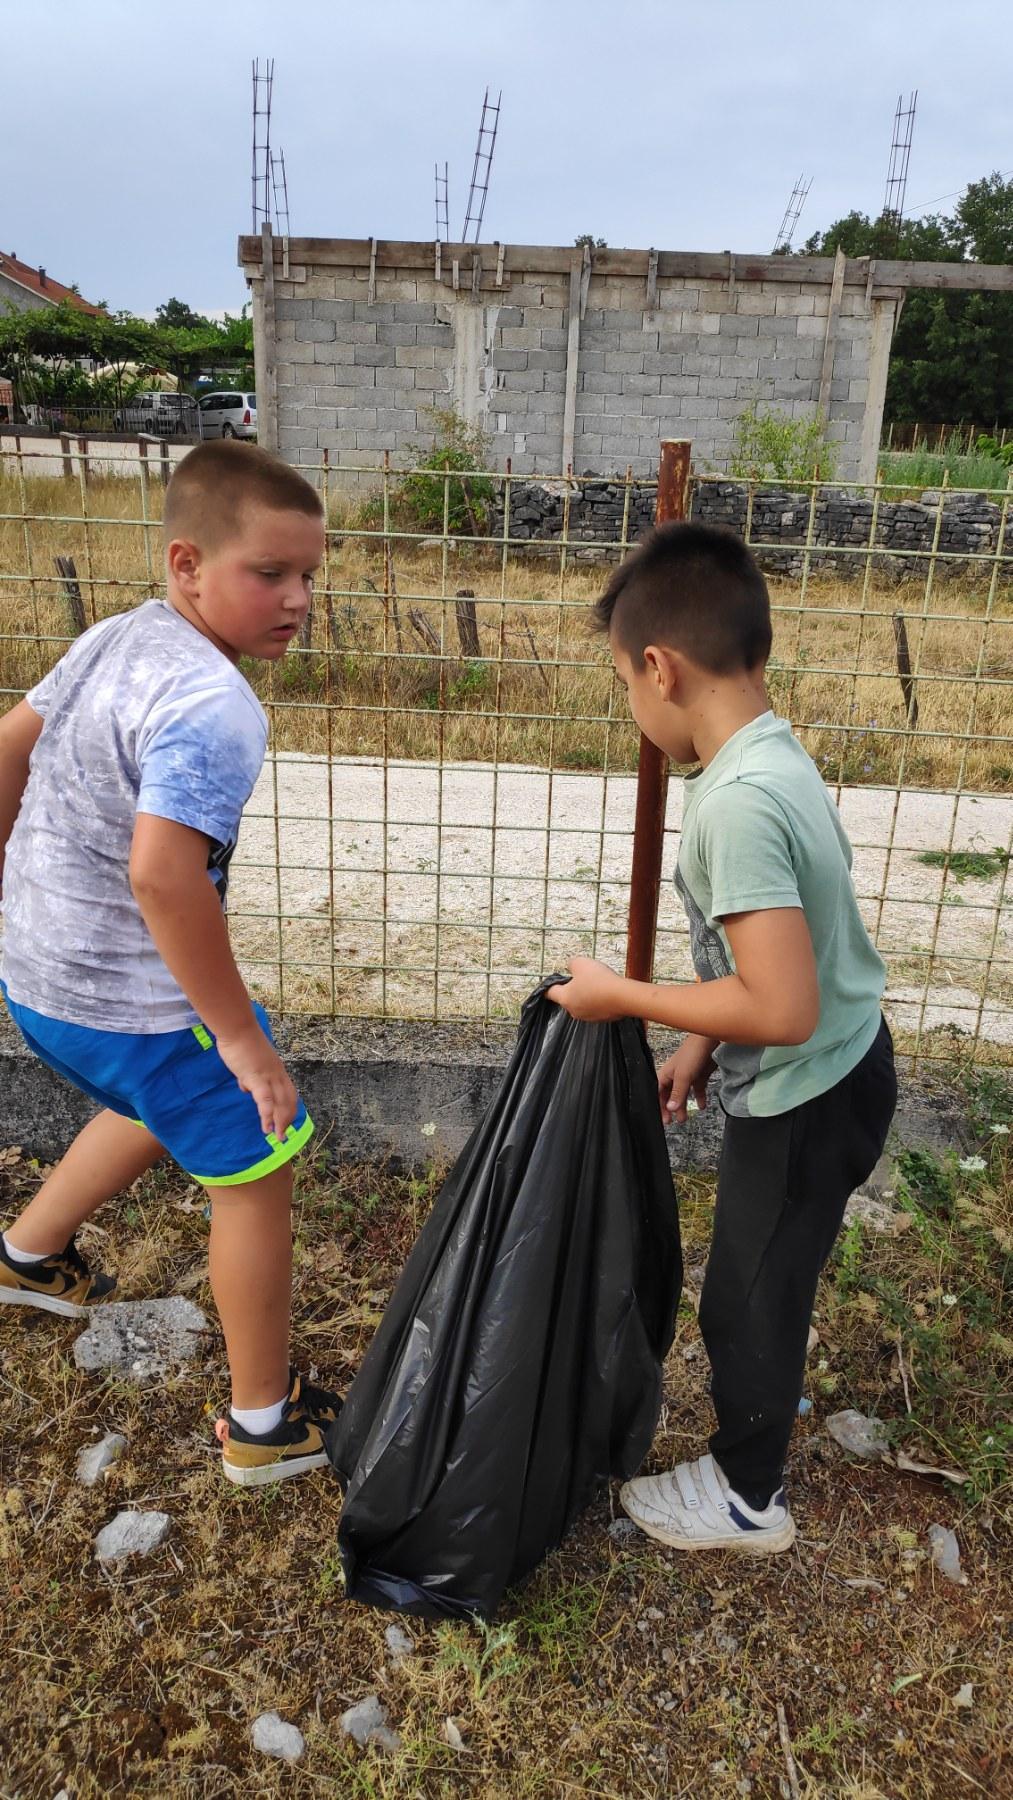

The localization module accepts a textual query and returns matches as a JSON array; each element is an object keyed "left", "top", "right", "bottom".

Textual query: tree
[
  {"left": 155, "top": 297, "right": 208, "bottom": 330},
  {"left": 575, "top": 234, "right": 607, "bottom": 250},
  {"left": 798, "top": 174, "right": 1013, "bottom": 425}
]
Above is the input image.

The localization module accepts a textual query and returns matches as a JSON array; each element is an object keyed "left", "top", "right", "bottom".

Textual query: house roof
[{"left": 0, "top": 251, "right": 104, "bottom": 315}]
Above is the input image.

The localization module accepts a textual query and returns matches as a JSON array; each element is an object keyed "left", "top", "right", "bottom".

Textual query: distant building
[{"left": 0, "top": 251, "right": 104, "bottom": 317}]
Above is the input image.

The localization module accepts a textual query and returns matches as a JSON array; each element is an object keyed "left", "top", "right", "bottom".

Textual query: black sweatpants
[{"left": 699, "top": 1017, "right": 897, "bottom": 1508}]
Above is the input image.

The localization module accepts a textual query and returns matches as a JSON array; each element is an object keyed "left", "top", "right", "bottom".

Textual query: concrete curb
[{"left": 0, "top": 1014, "right": 972, "bottom": 1177}]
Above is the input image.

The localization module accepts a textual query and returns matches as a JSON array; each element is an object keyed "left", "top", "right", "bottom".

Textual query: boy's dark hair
[
  {"left": 593, "top": 522, "right": 772, "bottom": 674},
  {"left": 164, "top": 440, "right": 324, "bottom": 551}
]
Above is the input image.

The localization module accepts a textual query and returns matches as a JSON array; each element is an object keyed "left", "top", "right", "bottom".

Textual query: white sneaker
[{"left": 619, "top": 1453, "right": 796, "bottom": 1555}]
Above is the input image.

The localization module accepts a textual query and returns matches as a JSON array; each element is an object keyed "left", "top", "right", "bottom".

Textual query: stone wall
[
  {"left": 240, "top": 237, "right": 916, "bottom": 486},
  {"left": 488, "top": 478, "right": 1013, "bottom": 582}
]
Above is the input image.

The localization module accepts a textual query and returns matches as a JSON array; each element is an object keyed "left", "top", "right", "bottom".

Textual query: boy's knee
[{"left": 209, "top": 1167, "right": 294, "bottom": 1210}]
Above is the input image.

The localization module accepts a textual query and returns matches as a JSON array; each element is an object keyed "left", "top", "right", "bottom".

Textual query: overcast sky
[{"left": 5, "top": 0, "right": 1009, "bottom": 315}]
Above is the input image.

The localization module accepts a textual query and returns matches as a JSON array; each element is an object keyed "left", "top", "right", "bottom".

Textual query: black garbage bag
[{"left": 326, "top": 978, "right": 682, "bottom": 1619}]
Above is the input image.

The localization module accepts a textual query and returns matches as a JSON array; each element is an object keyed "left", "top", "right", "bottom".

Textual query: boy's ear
[
  {"left": 167, "top": 537, "right": 201, "bottom": 592},
  {"left": 642, "top": 644, "right": 682, "bottom": 698}
]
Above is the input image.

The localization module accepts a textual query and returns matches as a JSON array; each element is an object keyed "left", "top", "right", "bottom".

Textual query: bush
[
  {"left": 730, "top": 402, "right": 835, "bottom": 485},
  {"left": 400, "top": 408, "right": 495, "bottom": 535},
  {"left": 975, "top": 432, "right": 1013, "bottom": 468}
]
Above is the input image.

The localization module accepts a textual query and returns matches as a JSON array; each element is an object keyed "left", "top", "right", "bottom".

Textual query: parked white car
[{"left": 198, "top": 391, "right": 258, "bottom": 439}]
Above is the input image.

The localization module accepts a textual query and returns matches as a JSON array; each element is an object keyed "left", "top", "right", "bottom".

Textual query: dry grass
[
  {"left": 1, "top": 1093, "right": 1010, "bottom": 1799},
  {"left": 2, "top": 472, "right": 1012, "bottom": 791}
]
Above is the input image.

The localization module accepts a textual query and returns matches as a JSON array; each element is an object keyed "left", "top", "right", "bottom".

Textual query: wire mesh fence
[{"left": 1, "top": 436, "right": 1012, "bottom": 1066}]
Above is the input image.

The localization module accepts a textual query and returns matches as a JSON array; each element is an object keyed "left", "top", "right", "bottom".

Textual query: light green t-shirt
[{"left": 676, "top": 711, "right": 885, "bottom": 1118}]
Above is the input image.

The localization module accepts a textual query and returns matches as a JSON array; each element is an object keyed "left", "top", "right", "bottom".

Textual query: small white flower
[
  {"left": 817, "top": 1358, "right": 829, "bottom": 1374},
  {"left": 420, "top": 1122, "right": 437, "bottom": 1138},
  {"left": 941, "top": 1294, "right": 958, "bottom": 1307},
  {"left": 958, "top": 1155, "right": 986, "bottom": 1173},
  {"left": 990, "top": 1123, "right": 1010, "bottom": 1137}
]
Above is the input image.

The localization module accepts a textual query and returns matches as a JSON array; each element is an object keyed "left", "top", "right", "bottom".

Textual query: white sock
[
  {"left": 230, "top": 1396, "right": 287, "bottom": 1436},
  {"left": 3, "top": 1232, "right": 48, "bottom": 1265}
]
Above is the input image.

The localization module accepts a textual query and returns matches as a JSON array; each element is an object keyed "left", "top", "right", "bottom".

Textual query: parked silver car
[
  {"left": 198, "top": 391, "right": 258, "bottom": 439},
  {"left": 114, "top": 391, "right": 200, "bottom": 436}
]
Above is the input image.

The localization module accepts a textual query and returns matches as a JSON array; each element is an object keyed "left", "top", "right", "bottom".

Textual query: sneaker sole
[
  {"left": 0, "top": 1284, "right": 88, "bottom": 1320},
  {"left": 220, "top": 1449, "right": 331, "bottom": 1488},
  {"left": 620, "top": 1496, "right": 797, "bottom": 1556}
]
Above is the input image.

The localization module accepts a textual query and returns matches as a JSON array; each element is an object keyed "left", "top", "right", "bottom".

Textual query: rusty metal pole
[{"left": 625, "top": 439, "right": 691, "bottom": 981}]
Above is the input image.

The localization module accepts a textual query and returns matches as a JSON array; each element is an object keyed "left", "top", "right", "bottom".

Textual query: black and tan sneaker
[
  {"left": 0, "top": 1233, "right": 117, "bottom": 1319},
  {"left": 216, "top": 1368, "right": 343, "bottom": 1487}
]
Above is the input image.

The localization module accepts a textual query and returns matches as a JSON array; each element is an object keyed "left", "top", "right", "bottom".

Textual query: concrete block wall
[{"left": 240, "top": 239, "right": 955, "bottom": 485}]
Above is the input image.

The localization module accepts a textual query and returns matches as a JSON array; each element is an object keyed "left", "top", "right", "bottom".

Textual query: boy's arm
[
  {"left": 0, "top": 701, "right": 44, "bottom": 891},
  {"left": 129, "top": 813, "right": 297, "bottom": 1140},
  {"left": 548, "top": 907, "right": 820, "bottom": 1045}
]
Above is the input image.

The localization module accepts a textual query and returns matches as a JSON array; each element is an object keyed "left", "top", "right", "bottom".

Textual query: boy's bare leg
[
  {"left": 207, "top": 1165, "right": 292, "bottom": 1411},
  {"left": 5, "top": 1110, "right": 165, "bottom": 1255}
]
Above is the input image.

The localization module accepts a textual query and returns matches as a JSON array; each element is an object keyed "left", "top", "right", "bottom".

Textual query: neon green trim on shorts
[
  {"left": 193, "top": 1111, "right": 315, "bottom": 1188},
  {"left": 192, "top": 1025, "right": 213, "bottom": 1050}
]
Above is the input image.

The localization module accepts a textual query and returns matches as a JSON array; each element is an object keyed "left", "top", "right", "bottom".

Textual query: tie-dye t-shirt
[{"left": 1, "top": 599, "right": 267, "bottom": 1032}]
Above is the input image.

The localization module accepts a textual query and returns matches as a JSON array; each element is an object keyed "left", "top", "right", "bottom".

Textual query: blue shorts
[{"left": 2, "top": 990, "right": 313, "bottom": 1187}]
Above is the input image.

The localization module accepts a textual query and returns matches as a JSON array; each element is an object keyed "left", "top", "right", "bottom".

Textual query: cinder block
[
  {"left": 581, "top": 327, "right": 618, "bottom": 349},
  {"left": 774, "top": 294, "right": 816, "bottom": 317},
  {"left": 698, "top": 314, "right": 721, "bottom": 335},
  {"left": 681, "top": 353, "right": 721, "bottom": 378},
  {"left": 539, "top": 328, "right": 569, "bottom": 352},
  {"left": 375, "top": 409, "right": 418, "bottom": 434},
  {"left": 354, "top": 346, "right": 397, "bottom": 368},
  {"left": 313, "top": 299, "right": 356, "bottom": 322},
  {"left": 796, "top": 314, "right": 826, "bottom": 339},
  {"left": 586, "top": 371, "right": 623, "bottom": 395},
  {"left": 700, "top": 376, "right": 741, "bottom": 399},
  {"left": 275, "top": 298, "right": 302, "bottom": 321},
  {"left": 297, "top": 406, "right": 338, "bottom": 431},
  {"left": 574, "top": 431, "right": 603, "bottom": 459},
  {"left": 733, "top": 292, "right": 769, "bottom": 316},
  {"left": 719, "top": 313, "right": 760, "bottom": 337},
  {"left": 318, "top": 430, "right": 361, "bottom": 452},
  {"left": 353, "top": 301, "right": 395, "bottom": 323},
  {"left": 501, "top": 326, "right": 547, "bottom": 350},
  {"left": 393, "top": 302, "right": 438, "bottom": 323},
  {"left": 528, "top": 349, "right": 567, "bottom": 373},
  {"left": 301, "top": 275, "right": 337, "bottom": 301},
  {"left": 643, "top": 353, "right": 684, "bottom": 377},
  {"left": 522, "top": 432, "right": 564, "bottom": 457},
  {"left": 275, "top": 319, "right": 295, "bottom": 343},
  {"left": 577, "top": 350, "right": 605, "bottom": 374},
  {"left": 494, "top": 306, "right": 523, "bottom": 328},
  {"left": 790, "top": 399, "right": 819, "bottom": 420},
  {"left": 278, "top": 342, "right": 317, "bottom": 368},
  {"left": 283, "top": 427, "right": 319, "bottom": 449},
  {"left": 396, "top": 345, "right": 436, "bottom": 369},
  {"left": 521, "top": 411, "right": 548, "bottom": 433},
  {"left": 502, "top": 369, "right": 546, "bottom": 393},
  {"left": 315, "top": 383, "right": 366, "bottom": 407},
  {"left": 624, "top": 373, "right": 662, "bottom": 396},
  {"left": 333, "top": 406, "right": 379, "bottom": 430},
  {"left": 521, "top": 308, "right": 565, "bottom": 331},
  {"left": 830, "top": 401, "right": 867, "bottom": 422},
  {"left": 619, "top": 330, "right": 659, "bottom": 353},
  {"left": 414, "top": 367, "right": 453, "bottom": 391},
  {"left": 719, "top": 354, "right": 760, "bottom": 379},
  {"left": 314, "top": 341, "right": 352, "bottom": 363},
  {"left": 543, "top": 372, "right": 566, "bottom": 395},
  {"left": 717, "top": 396, "right": 747, "bottom": 419},
  {"left": 328, "top": 364, "right": 377, "bottom": 389},
  {"left": 377, "top": 323, "right": 418, "bottom": 347},
  {"left": 660, "top": 375, "right": 700, "bottom": 398},
  {"left": 773, "top": 378, "right": 812, "bottom": 401},
  {"left": 604, "top": 351, "right": 646, "bottom": 375},
  {"left": 794, "top": 358, "right": 822, "bottom": 382},
  {"left": 416, "top": 324, "right": 454, "bottom": 346},
  {"left": 492, "top": 348, "right": 529, "bottom": 372},
  {"left": 602, "top": 435, "right": 645, "bottom": 462},
  {"left": 576, "top": 391, "right": 607, "bottom": 415},
  {"left": 849, "top": 377, "right": 870, "bottom": 402},
  {"left": 354, "top": 430, "right": 397, "bottom": 451},
  {"left": 610, "top": 309, "right": 648, "bottom": 331},
  {"left": 295, "top": 318, "right": 335, "bottom": 343}
]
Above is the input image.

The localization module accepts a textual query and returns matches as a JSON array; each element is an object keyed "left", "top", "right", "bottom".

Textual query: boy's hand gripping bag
[{"left": 326, "top": 979, "right": 682, "bottom": 1619}]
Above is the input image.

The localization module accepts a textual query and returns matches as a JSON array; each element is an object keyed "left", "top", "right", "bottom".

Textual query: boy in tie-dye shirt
[{"left": 0, "top": 441, "right": 340, "bottom": 1486}]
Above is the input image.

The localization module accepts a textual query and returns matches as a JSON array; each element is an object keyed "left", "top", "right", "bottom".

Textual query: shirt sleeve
[
  {"left": 136, "top": 682, "right": 267, "bottom": 846},
  {"left": 694, "top": 780, "right": 802, "bottom": 923},
  {"left": 25, "top": 657, "right": 66, "bottom": 718}
]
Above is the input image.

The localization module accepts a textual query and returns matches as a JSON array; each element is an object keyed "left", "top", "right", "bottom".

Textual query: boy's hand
[
  {"left": 215, "top": 1024, "right": 299, "bottom": 1141},
  {"left": 657, "top": 1034, "right": 718, "bottom": 1125},
  {"left": 546, "top": 957, "right": 630, "bottom": 1022}
]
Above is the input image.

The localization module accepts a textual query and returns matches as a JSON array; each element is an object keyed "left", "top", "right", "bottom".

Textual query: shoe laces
[{"left": 61, "top": 1237, "right": 89, "bottom": 1278}]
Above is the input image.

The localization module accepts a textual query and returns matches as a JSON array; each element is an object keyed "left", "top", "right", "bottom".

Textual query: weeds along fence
[{"left": 1, "top": 436, "right": 1012, "bottom": 1067}]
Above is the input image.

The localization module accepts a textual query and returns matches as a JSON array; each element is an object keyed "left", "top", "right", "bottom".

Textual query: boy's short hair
[
  {"left": 163, "top": 440, "right": 323, "bottom": 552},
  {"left": 593, "top": 522, "right": 772, "bottom": 674}
]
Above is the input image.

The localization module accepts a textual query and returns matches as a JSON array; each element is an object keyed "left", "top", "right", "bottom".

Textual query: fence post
[{"left": 625, "top": 438, "right": 691, "bottom": 982}]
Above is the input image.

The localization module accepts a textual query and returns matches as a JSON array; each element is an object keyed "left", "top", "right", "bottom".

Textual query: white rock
[
  {"left": 340, "top": 1694, "right": 402, "bottom": 1754},
  {"left": 844, "top": 1191, "right": 910, "bottom": 1236},
  {"left": 74, "top": 1298, "right": 209, "bottom": 1379},
  {"left": 953, "top": 1682, "right": 974, "bottom": 1709},
  {"left": 826, "top": 1409, "right": 891, "bottom": 1460},
  {"left": 252, "top": 1711, "right": 305, "bottom": 1762},
  {"left": 94, "top": 1509, "right": 170, "bottom": 1564},
  {"left": 384, "top": 1623, "right": 414, "bottom": 1663},
  {"left": 444, "top": 1717, "right": 465, "bottom": 1751},
  {"left": 76, "top": 1432, "right": 127, "bottom": 1486},
  {"left": 928, "top": 1524, "right": 968, "bottom": 1585}
]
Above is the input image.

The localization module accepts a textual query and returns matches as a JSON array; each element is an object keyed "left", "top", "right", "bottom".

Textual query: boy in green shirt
[{"left": 549, "top": 523, "right": 896, "bottom": 1555}]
